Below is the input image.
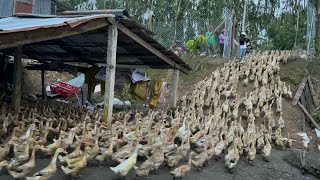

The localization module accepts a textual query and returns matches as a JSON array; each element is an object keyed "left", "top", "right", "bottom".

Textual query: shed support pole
[
  {"left": 87, "top": 81, "right": 93, "bottom": 103},
  {"left": 12, "top": 46, "right": 22, "bottom": 113},
  {"left": 171, "top": 70, "right": 180, "bottom": 108},
  {"left": 0, "top": 55, "right": 4, "bottom": 85},
  {"left": 103, "top": 24, "right": 118, "bottom": 128},
  {"left": 41, "top": 68, "right": 46, "bottom": 100}
]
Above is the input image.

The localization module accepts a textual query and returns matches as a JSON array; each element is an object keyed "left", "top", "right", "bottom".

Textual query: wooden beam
[
  {"left": 292, "top": 77, "right": 308, "bottom": 105},
  {"left": 12, "top": 46, "right": 22, "bottom": 113},
  {"left": 307, "top": 76, "right": 319, "bottom": 107},
  {"left": 298, "top": 102, "right": 320, "bottom": 130},
  {"left": 0, "top": 18, "right": 110, "bottom": 50},
  {"left": 116, "top": 22, "right": 189, "bottom": 74},
  {"left": 300, "top": 92, "right": 307, "bottom": 132},
  {"left": 102, "top": 24, "right": 118, "bottom": 128},
  {"left": 171, "top": 70, "right": 180, "bottom": 108}
]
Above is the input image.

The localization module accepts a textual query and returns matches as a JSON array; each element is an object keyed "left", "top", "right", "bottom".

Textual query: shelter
[{"left": 0, "top": 10, "right": 192, "bottom": 127}]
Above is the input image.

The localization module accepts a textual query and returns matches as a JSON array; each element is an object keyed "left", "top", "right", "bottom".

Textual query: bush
[{"left": 186, "top": 35, "right": 207, "bottom": 53}]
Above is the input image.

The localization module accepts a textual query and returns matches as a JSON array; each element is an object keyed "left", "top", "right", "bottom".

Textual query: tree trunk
[{"left": 173, "top": 0, "right": 182, "bottom": 41}]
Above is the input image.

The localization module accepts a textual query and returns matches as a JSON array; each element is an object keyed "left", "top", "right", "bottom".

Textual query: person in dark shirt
[{"left": 239, "top": 32, "right": 250, "bottom": 61}]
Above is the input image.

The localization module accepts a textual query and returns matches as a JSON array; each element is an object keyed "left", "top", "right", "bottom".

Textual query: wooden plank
[
  {"left": 307, "top": 76, "right": 319, "bottom": 107},
  {"left": 102, "top": 24, "right": 118, "bottom": 128},
  {"left": 292, "top": 77, "right": 308, "bottom": 105},
  {"left": 298, "top": 102, "right": 320, "bottom": 130},
  {"left": 171, "top": 70, "right": 180, "bottom": 108},
  {"left": 0, "top": 18, "right": 110, "bottom": 50},
  {"left": 116, "top": 22, "right": 190, "bottom": 74},
  {"left": 304, "top": 80, "right": 315, "bottom": 112},
  {"left": 12, "top": 46, "right": 22, "bottom": 113},
  {"left": 300, "top": 91, "right": 307, "bottom": 132}
]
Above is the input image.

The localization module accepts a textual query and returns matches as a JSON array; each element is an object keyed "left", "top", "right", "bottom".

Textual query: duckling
[
  {"left": 95, "top": 137, "right": 117, "bottom": 163},
  {"left": 274, "top": 128, "right": 285, "bottom": 150},
  {"left": 134, "top": 156, "right": 155, "bottom": 177},
  {"left": 261, "top": 134, "right": 272, "bottom": 162},
  {"left": 0, "top": 139, "right": 16, "bottom": 161},
  {"left": 287, "top": 85, "right": 292, "bottom": 99},
  {"left": 247, "top": 139, "right": 256, "bottom": 166},
  {"left": 170, "top": 153, "right": 192, "bottom": 179},
  {"left": 40, "top": 131, "right": 63, "bottom": 155},
  {"left": 84, "top": 136, "right": 100, "bottom": 161},
  {"left": 224, "top": 137, "right": 240, "bottom": 173},
  {"left": 190, "top": 148, "right": 207, "bottom": 170},
  {"left": 254, "top": 106, "right": 260, "bottom": 118},
  {"left": 110, "top": 144, "right": 143, "bottom": 177},
  {"left": 165, "top": 146, "right": 184, "bottom": 168},
  {"left": 278, "top": 112, "right": 284, "bottom": 129},
  {"left": 59, "top": 141, "right": 82, "bottom": 165},
  {"left": 8, "top": 145, "right": 43, "bottom": 179},
  {"left": 61, "top": 152, "right": 89, "bottom": 177},
  {"left": 12, "top": 138, "right": 35, "bottom": 164},
  {"left": 26, "top": 148, "right": 67, "bottom": 180},
  {"left": 214, "top": 132, "right": 226, "bottom": 159}
]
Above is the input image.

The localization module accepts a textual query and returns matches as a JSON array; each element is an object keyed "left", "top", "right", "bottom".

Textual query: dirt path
[{"left": 0, "top": 149, "right": 316, "bottom": 180}]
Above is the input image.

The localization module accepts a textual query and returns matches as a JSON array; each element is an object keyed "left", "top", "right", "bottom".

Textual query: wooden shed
[{"left": 0, "top": 10, "right": 192, "bottom": 127}]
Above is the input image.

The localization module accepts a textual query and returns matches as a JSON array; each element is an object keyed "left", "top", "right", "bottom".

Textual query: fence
[
  {"left": 223, "top": 7, "right": 233, "bottom": 59},
  {"left": 306, "top": 1, "right": 316, "bottom": 57},
  {"left": 152, "top": 15, "right": 223, "bottom": 53}
]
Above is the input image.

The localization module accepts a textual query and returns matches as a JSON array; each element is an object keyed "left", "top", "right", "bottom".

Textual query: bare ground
[{"left": 18, "top": 56, "right": 320, "bottom": 179}]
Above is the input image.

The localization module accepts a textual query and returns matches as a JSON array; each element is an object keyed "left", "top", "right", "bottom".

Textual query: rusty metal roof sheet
[{"left": 0, "top": 14, "right": 113, "bottom": 33}]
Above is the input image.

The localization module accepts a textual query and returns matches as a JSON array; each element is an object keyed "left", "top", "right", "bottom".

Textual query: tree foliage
[{"left": 58, "top": 0, "right": 318, "bottom": 51}]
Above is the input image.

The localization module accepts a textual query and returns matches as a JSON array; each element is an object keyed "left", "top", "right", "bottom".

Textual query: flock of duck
[{"left": 0, "top": 50, "right": 296, "bottom": 179}]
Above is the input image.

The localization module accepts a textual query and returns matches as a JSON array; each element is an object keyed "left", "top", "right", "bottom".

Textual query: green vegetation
[
  {"left": 186, "top": 35, "right": 207, "bottom": 53},
  {"left": 59, "top": 0, "right": 319, "bottom": 52},
  {"left": 312, "top": 113, "right": 320, "bottom": 124}
]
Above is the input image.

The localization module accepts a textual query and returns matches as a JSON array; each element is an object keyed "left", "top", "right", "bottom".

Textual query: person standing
[
  {"left": 219, "top": 29, "right": 226, "bottom": 57},
  {"left": 205, "top": 25, "right": 215, "bottom": 56},
  {"left": 239, "top": 32, "right": 249, "bottom": 61}
]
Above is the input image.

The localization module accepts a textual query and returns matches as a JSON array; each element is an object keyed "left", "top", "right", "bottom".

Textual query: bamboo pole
[{"left": 298, "top": 102, "right": 320, "bottom": 130}]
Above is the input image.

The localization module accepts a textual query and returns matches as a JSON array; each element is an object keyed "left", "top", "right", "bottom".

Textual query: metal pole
[{"left": 242, "top": 0, "right": 249, "bottom": 32}]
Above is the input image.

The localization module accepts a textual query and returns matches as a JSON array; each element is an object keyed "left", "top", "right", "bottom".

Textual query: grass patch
[{"left": 312, "top": 113, "right": 320, "bottom": 124}]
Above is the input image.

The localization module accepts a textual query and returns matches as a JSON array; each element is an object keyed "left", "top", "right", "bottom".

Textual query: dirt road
[{"left": 0, "top": 148, "right": 316, "bottom": 180}]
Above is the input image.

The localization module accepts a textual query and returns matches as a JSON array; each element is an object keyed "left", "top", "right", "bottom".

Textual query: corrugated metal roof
[
  {"left": 0, "top": 0, "right": 14, "bottom": 17},
  {"left": 33, "top": 0, "right": 52, "bottom": 15},
  {"left": 0, "top": 14, "right": 192, "bottom": 73},
  {"left": 0, "top": 14, "right": 111, "bottom": 32}
]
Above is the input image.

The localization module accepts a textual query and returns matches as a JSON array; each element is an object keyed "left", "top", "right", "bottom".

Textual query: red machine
[{"left": 50, "top": 82, "right": 80, "bottom": 98}]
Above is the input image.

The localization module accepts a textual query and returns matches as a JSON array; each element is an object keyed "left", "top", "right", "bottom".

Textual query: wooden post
[
  {"left": 231, "top": 10, "right": 236, "bottom": 57},
  {"left": 171, "top": 70, "right": 180, "bottom": 108},
  {"left": 307, "top": 76, "right": 318, "bottom": 107},
  {"left": 41, "top": 68, "right": 46, "bottom": 100},
  {"left": 300, "top": 91, "right": 307, "bottom": 132},
  {"left": 87, "top": 81, "right": 93, "bottom": 103},
  {"left": 0, "top": 55, "right": 4, "bottom": 85},
  {"left": 12, "top": 46, "right": 22, "bottom": 113},
  {"left": 103, "top": 24, "right": 118, "bottom": 128},
  {"left": 292, "top": 77, "right": 308, "bottom": 105}
]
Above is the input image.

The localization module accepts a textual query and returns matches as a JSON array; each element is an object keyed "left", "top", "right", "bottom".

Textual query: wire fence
[
  {"left": 307, "top": 1, "right": 316, "bottom": 58},
  {"left": 223, "top": 7, "right": 233, "bottom": 59},
  {"left": 151, "top": 15, "right": 225, "bottom": 56}
]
